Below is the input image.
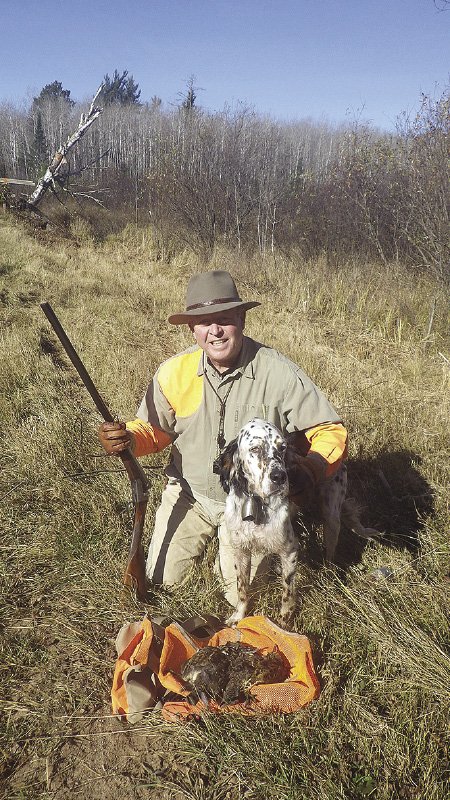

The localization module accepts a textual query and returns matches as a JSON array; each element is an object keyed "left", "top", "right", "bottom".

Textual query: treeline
[{"left": 0, "top": 83, "right": 448, "bottom": 277}]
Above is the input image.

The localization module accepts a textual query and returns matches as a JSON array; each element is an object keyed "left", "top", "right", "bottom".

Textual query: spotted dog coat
[
  {"left": 215, "top": 418, "right": 298, "bottom": 627},
  {"left": 215, "top": 418, "right": 381, "bottom": 628}
]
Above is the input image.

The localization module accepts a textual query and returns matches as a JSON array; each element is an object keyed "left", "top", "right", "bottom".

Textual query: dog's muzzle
[{"left": 269, "top": 466, "right": 286, "bottom": 485}]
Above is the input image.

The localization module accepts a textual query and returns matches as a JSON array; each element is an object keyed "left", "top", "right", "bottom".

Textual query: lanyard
[{"left": 203, "top": 355, "right": 235, "bottom": 454}]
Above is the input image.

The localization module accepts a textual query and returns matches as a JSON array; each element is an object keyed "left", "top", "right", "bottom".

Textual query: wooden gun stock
[{"left": 40, "top": 302, "right": 149, "bottom": 601}]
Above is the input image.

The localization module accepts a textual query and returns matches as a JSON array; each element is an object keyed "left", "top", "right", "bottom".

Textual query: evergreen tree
[
  {"left": 30, "top": 112, "right": 48, "bottom": 176},
  {"left": 33, "top": 81, "right": 74, "bottom": 109},
  {"left": 179, "top": 76, "right": 198, "bottom": 111},
  {"left": 102, "top": 70, "right": 141, "bottom": 105}
]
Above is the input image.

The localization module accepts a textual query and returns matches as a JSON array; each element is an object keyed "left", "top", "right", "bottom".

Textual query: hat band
[{"left": 186, "top": 296, "right": 241, "bottom": 311}]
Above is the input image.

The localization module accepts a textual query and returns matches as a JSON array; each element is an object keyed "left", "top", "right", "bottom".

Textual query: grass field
[{"left": 1, "top": 217, "right": 449, "bottom": 800}]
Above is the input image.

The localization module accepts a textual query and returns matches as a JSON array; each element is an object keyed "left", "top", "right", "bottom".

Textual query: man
[{"left": 98, "top": 270, "right": 347, "bottom": 604}]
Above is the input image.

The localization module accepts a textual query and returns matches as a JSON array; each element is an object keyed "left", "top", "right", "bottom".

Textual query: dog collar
[{"left": 241, "top": 493, "right": 268, "bottom": 525}]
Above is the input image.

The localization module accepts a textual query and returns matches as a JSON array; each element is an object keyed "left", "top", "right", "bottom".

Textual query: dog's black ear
[
  {"left": 285, "top": 443, "right": 299, "bottom": 474},
  {"left": 213, "top": 438, "right": 238, "bottom": 493},
  {"left": 285, "top": 430, "right": 310, "bottom": 457},
  {"left": 231, "top": 463, "right": 249, "bottom": 499}
]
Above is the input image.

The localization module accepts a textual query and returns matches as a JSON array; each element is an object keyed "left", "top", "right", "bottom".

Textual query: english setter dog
[{"left": 214, "top": 418, "right": 380, "bottom": 627}]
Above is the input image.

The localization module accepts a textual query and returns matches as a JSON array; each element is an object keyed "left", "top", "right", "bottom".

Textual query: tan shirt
[{"left": 134, "top": 336, "right": 342, "bottom": 501}]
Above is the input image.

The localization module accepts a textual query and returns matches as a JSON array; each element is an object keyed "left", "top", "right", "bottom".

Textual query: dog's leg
[
  {"left": 279, "top": 542, "right": 298, "bottom": 626},
  {"left": 226, "top": 548, "right": 251, "bottom": 626},
  {"left": 317, "top": 465, "right": 348, "bottom": 563},
  {"left": 322, "top": 514, "right": 341, "bottom": 563},
  {"left": 319, "top": 487, "right": 344, "bottom": 564}
]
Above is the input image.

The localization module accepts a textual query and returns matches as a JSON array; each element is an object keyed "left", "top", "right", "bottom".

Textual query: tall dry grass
[{"left": 1, "top": 218, "right": 449, "bottom": 800}]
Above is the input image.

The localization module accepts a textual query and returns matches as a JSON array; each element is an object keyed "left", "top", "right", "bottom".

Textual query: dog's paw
[
  {"left": 226, "top": 610, "right": 244, "bottom": 627},
  {"left": 361, "top": 527, "right": 385, "bottom": 541}
]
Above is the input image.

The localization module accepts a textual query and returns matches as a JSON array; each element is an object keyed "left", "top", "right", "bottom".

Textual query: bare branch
[
  {"left": 64, "top": 188, "right": 107, "bottom": 207},
  {"left": 67, "top": 148, "right": 111, "bottom": 178}
]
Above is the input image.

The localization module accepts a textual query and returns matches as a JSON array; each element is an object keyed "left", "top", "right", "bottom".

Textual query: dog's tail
[{"left": 341, "top": 498, "right": 384, "bottom": 541}]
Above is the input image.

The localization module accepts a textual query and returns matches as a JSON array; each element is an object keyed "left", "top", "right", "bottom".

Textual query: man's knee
[{"left": 146, "top": 549, "right": 195, "bottom": 587}]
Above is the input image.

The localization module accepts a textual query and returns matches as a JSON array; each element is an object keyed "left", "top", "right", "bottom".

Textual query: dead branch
[
  {"left": 66, "top": 148, "right": 111, "bottom": 178},
  {"left": 63, "top": 187, "right": 107, "bottom": 208},
  {"left": 27, "top": 84, "right": 104, "bottom": 208}
]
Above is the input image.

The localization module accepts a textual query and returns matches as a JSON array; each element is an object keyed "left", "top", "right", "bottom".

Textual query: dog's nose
[{"left": 270, "top": 467, "right": 286, "bottom": 484}]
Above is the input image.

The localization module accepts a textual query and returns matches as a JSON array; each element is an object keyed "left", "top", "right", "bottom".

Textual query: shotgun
[{"left": 40, "top": 302, "right": 149, "bottom": 601}]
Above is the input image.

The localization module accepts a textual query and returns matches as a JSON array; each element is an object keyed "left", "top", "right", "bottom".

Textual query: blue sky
[{"left": 1, "top": 0, "right": 448, "bottom": 130}]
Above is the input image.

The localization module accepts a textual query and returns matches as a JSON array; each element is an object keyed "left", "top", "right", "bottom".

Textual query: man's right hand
[{"left": 98, "top": 421, "right": 135, "bottom": 455}]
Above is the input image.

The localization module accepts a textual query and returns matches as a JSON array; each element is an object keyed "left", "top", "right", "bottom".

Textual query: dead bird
[{"left": 181, "top": 641, "right": 289, "bottom": 705}]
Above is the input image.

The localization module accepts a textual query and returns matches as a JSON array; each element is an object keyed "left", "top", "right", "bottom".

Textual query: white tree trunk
[{"left": 27, "top": 85, "right": 103, "bottom": 207}]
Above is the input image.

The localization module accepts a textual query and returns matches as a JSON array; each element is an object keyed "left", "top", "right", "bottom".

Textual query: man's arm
[
  {"left": 304, "top": 422, "right": 348, "bottom": 479},
  {"left": 99, "top": 364, "right": 177, "bottom": 458},
  {"left": 125, "top": 418, "right": 173, "bottom": 456},
  {"left": 98, "top": 419, "right": 172, "bottom": 457}
]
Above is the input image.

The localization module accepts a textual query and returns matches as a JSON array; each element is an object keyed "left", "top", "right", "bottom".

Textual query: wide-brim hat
[{"left": 168, "top": 270, "right": 261, "bottom": 324}]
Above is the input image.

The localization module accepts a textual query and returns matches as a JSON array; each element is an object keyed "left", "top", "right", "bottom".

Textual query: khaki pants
[{"left": 146, "top": 479, "right": 269, "bottom": 606}]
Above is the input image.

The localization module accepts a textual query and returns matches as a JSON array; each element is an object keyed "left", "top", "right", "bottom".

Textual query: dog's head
[{"left": 214, "top": 418, "right": 289, "bottom": 499}]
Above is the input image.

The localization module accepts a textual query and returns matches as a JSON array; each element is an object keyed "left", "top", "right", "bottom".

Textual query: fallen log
[{"left": 0, "top": 178, "right": 35, "bottom": 186}]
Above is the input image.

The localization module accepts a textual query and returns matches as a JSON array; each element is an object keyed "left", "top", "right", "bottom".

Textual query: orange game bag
[{"left": 111, "top": 615, "right": 320, "bottom": 723}]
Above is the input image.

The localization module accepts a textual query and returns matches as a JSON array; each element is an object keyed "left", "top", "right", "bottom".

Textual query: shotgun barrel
[
  {"left": 40, "top": 301, "right": 149, "bottom": 600},
  {"left": 40, "top": 301, "right": 115, "bottom": 422}
]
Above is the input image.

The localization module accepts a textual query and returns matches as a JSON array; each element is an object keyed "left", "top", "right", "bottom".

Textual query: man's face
[{"left": 190, "top": 309, "right": 245, "bottom": 373}]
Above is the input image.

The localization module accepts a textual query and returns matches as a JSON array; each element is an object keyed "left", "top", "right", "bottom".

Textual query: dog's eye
[{"left": 249, "top": 445, "right": 261, "bottom": 454}]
